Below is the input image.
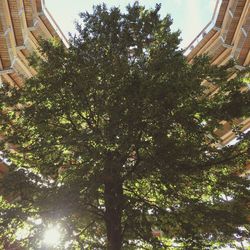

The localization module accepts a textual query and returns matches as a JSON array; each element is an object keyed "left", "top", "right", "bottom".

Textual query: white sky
[{"left": 45, "top": 0, "right": 217, "bottom": 48}]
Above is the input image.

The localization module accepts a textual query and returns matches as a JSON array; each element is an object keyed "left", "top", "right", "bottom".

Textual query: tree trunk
[{"left": 104, "top": 178, "right": 123, "bottom": 250}]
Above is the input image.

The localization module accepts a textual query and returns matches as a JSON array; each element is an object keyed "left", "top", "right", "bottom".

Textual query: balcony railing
[
  {"left": 183, "top": 0, "right": 222, "bottom": 56},
  {"left": 42, "top": 0, "right": 69, "bottom": 47}
]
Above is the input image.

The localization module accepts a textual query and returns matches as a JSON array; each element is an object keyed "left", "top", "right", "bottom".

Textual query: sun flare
[{"left": 43, "top": 224, "right": 62, "bottom": 246}]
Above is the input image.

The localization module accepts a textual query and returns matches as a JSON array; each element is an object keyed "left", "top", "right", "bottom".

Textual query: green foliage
[{"left": 0, "top": 2, "right": 250, "bottom": 249}]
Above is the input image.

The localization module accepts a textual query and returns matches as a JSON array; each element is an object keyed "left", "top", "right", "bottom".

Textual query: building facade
[
  {"left": 0, "top": 0, "right": 67, "bottom": 87},
  {"left": 185, "top": 0, "right": 250, "bottom": 147},
  {"left": 0, "top": 0, "right": 66, "bottom": 176}
]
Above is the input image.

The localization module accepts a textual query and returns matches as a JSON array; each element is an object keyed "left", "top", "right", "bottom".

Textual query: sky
[{"left": 45, "top": 0, "right": 217, "bottom": 48}]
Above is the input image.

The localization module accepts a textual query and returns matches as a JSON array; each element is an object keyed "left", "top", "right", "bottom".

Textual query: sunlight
[
  {"left": 43, "top": 224, "right": 62, "bottom": 247},
  {"left": 15, "top": 227, "right": 30, "bottom": 241}
]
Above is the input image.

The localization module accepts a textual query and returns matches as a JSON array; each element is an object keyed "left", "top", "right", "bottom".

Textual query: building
[
  {"left": 0, "top": 0, "right": 67, "bottom": 87},
  {"left": 0, "top": 0, "right": 66, "bottom": 176},
  {"left": 185, "top": 0, "right": 250, "bottom": 147}
]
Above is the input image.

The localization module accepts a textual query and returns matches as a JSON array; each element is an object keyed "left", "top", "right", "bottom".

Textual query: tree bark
[{"left": 104, "top": 177, "right": 123, "bottom": 250}]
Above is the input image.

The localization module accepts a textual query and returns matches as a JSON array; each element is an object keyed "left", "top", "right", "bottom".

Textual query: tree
[{"left": 0, "top": 3, "right": 250, "bottom": 249}]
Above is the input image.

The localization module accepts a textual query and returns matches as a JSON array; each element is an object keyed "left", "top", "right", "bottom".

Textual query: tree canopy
[{"left": 0, "top": 3, "right": 250, "bottom": 249}]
